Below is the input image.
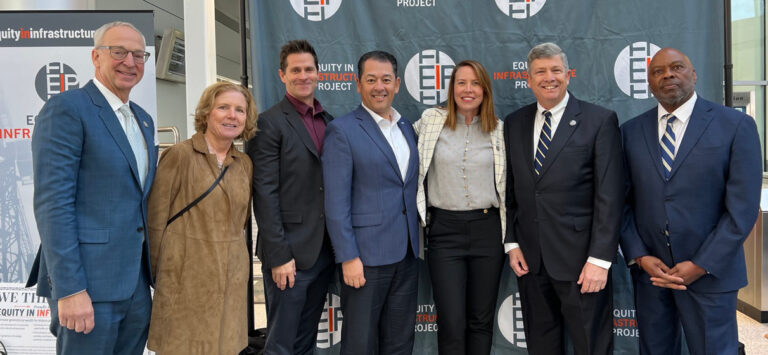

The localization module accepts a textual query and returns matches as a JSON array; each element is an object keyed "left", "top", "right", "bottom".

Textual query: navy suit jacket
[
  {"left": 620, "top": 97, "right": 761, "bottom": 293},
  {"left": 27, "top": 80, "right": 157, "bottom": 302},
  {"left": 504, "top": 94, "right": 624, "bottom": 281},
  {"left": 322, "top": 105, "right": 420, "bottom": 266}
]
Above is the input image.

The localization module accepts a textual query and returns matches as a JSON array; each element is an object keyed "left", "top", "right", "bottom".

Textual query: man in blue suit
[
  {"left": 621, "top": 47, "right": 761, "bottom": 354},
  {"left": 322, "top": 50, "right": 420, "bottom": 355},
  {"left": 26, "top": 21, "right": 157, "bottom": 355}
]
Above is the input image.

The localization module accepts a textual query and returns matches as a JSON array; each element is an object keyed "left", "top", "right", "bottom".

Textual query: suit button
[
  {"left": 402, "top": 209, "right": 407, "bottom": 215},
  {"left": 320, "top": 213, "right": 324, "bottom": 219},
  {"left": 137, "top": 227, "right": 144, "bottom": 233},
  {"left": 320, "top": 187, "right": 323, "bottom": 191}
]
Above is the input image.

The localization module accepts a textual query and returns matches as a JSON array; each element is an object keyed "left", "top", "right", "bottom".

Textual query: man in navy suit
[
  {"left": 322, "top": 50, "right": 420, "bottom": 355},
  {"left": 621, "top": 47, "right": 761, "bottom": 354},
  {"left": 27, "top": 21, "right": 157, "bottom": 355},
  {"left": 504, "top": 42, "right": 623, "bottom": 355}
]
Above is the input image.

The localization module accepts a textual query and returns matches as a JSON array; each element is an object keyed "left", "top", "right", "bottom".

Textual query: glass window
[{"left": 732, "top": 0, "right": 766, "bottom": 170}]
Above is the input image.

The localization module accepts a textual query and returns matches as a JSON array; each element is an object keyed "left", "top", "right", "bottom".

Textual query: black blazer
[
  {"left": 503, "top": 94, "right": 623, "bottom": 281},
  {"left": 247, "top": 97, "right": 333, "bottom": 270}
]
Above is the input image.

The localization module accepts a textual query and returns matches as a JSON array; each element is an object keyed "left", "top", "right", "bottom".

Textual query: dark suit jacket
[
  {"left": 620, "top": 97, "right": 761, "bottom": 293},
  {"left": 322, "top": 105, "right": 420, "bottom": 266},
  {"left": 27, "top": 80, "right": 157, "bottom": 301},
  {"left": 248, "top": 97, "right": 333, "bottom": 270},
  {"left": 504, "top": 94, "right": 624, "bottom": 281}
]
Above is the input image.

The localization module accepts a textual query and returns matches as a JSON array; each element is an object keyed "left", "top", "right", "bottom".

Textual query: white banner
[{"left": 0, "top": 11, "right": 156, "bottom": 354}]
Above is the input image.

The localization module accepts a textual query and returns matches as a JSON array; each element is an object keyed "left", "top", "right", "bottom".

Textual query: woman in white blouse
[{"left": 413, "top": 60, "right": 506, "bottom": 355}]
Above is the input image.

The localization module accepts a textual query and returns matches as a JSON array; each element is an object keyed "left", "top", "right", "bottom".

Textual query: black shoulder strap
[{"left": 166, "top": 165, "right": 229, "bottom": 226}]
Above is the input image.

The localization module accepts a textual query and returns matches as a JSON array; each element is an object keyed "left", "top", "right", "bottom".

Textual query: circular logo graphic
[
  {"left": 35, "top": 62, "right": 79, "bottom": 102},
  {"left": 316, "top": 293, "right": 343, "bottom": 348},
  {"left": 614, "top": 42, "right": 661, "bottom": 99},
  {"left": 495, "top": 0, "right": 547, "bottom": 18},
  {"left": 497, "top": 293, "right": 527, "bottom": 348},
  {"left": 290, "top": 0, "right": 342, "bottom": 21},
  {"left": 404, "top": 50, "right": 455, "bottom": 105}
]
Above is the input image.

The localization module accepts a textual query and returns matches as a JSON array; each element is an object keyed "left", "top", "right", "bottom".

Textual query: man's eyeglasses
[{"left": 97, "top": 46, "right": 151, "bottom": 64}]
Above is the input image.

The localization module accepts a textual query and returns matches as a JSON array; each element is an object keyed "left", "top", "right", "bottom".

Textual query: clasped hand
[{"left": 636, "top": 255, "right": 706, "bottom": 290}]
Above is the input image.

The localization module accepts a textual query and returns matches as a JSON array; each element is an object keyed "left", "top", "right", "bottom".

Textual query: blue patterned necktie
[
  {"left": 534, "top": 110, "right": 552, "bottom": 175},
  {"left": 118, "top": 105, "right": 148, "bottom": 188},
  {"left": 659, "top": 114, "right": 677, "bottom": 179}
]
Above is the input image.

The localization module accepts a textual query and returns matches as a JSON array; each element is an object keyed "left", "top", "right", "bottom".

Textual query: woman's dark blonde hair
[
  {"left": 193, "top": 82, "right": 258, "bottom": 140},
  {"left": 445, "top": 60, "right": 497, "bottom": 133}
]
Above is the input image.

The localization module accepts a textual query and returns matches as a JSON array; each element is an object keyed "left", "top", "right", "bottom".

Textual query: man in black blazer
[
  {"left": 503, "top": 42, "right": 623, "bottom": 355},
  {"left": 247, "top": 40, "right": 335, "bottom": 355}
]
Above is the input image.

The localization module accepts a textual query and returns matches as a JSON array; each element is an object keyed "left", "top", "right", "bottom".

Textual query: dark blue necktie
[
  {"left": 534, "top": 110, "right": 552, "bottom": 175},
  {"left": 659, "top": 114, "right": 677, "bottom": 179}
]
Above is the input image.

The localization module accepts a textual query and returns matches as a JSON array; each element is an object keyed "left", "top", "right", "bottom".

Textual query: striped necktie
[
  {"left": 659, "top": 114, "right": 677, "bottom": 179},
  {"left": 534, "top": 110, "right": 552, "bottom": 175},
  {"left": 118, "top": 104, "right": 148, "bottom": 188}
]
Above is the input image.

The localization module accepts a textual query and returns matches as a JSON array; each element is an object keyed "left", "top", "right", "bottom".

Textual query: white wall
[{"left": 98, "top": 0, "right": 249, "bottom": 140}]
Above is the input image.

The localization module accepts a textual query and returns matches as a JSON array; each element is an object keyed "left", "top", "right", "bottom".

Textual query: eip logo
[
  {"left": 495, "top": 0, "right": 546, "bottom": 19},
  {"left": 497, "top": 292, "right": 527, "bottom": 348},
  {"left": 290, "top": 0, "right": 341, "bottom": 21},
  {"left": 316, "top": 293, "right": 343, "bottom": 349},
  {"left": 404, "top": 50, "right": 455, "bottom": 105},
  {"left": 35, "top": 62, "right": 79, "bottom": 102},
  {"left": 614, "top": 42, "right": 661, "bottom": 99}
]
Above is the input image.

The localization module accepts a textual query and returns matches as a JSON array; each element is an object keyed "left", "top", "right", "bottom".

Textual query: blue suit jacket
[
  {"left": 620, "top": 97, "right": 761, "bottom": 293},
  {"left": 322, "top": 105, "right": 420, "bottom": 266},
  {"left": 27, "top": 80, "right": 157, "bottom": 302}
]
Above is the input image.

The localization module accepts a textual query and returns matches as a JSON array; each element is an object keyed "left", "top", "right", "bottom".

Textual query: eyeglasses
[{"left": 97, "top": 46, "right": 151, "bottom": 64}]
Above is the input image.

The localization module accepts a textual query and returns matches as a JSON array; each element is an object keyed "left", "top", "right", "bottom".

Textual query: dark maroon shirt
[{"left": 285, "top": 93, "right": 326, "bottom": 154}]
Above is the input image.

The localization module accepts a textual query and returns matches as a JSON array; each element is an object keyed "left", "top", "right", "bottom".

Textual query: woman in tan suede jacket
[{"left": 147, "top": 82, "right": 257, "bottom": 355}]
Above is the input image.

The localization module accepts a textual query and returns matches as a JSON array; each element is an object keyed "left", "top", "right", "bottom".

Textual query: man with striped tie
[
  {"left": 503, "top": 42, "right": 624, "bottom": 355},
  {"left": 620, "top": 47, "right": 761, "bottom": 355}
]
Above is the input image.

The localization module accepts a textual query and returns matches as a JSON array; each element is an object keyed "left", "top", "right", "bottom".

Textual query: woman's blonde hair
[{"left": 193, "top": 82, "right": 257, "bottom": 140}]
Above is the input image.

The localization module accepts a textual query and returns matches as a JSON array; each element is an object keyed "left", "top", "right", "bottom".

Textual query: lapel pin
[
  {"left": 143, "top": 121, "right": 148, "bottom": 128},
  {"left": 569, "top": 120, "right": 577, "bottom": 126}
]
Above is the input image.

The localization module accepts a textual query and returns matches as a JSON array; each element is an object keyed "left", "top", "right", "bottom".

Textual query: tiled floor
[{"left": 738, "top": 311, "right": 768, "bottom": 355}]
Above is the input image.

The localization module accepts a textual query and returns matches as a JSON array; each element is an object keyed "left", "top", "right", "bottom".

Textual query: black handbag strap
[{"left": 166, "top": 165, "right": 229, "bottom": 226}]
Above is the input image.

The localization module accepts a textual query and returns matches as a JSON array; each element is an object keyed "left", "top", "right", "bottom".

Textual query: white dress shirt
[
  {"left": 506, "top": 92, "right": 611, "bottom": 270},
  {"left": 93, "top": 78, "right": 149, "bottom": 179},
  {"left": 531, "top": 91, "right": 570, "bottom": 159},
  {"left": 362, "top": 104, "right": 410, "bottom": 179},
  {"left": 657, "top": 92, "right": 697, "bottom": 152}
]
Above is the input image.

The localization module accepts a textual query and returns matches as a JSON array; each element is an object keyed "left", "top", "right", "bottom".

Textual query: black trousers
[
  {"left": 339, "top": 247, "right": 419, "bottom": 355},
  {"left": 262, "top": 242, "right": 335, "bottom": 355},
  {"left": 427, "top": 207, "right": 505, "bottom": 355},
  {"left": 517, "top": 262, "right": 613, "bottom": 355}
]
